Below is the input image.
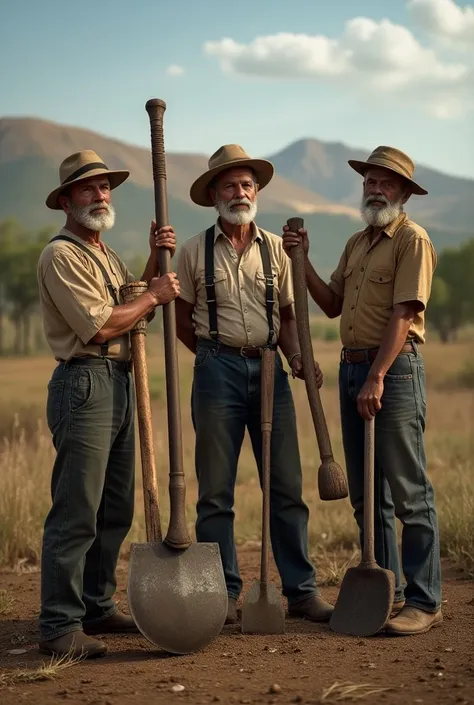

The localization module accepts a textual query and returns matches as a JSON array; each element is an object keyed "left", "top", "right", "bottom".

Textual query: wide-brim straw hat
[
  {"left": 190, "top": 144, "right": 274, "bottom": 207},
  {"left": 46, "top": 149, "right": 130, "bottom": 210},
  {"left": 348, "top": 145, "right": 427, "bottom": 196}
]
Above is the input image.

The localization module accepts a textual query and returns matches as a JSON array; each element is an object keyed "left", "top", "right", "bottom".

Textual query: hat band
[
  {"left": 370, "top": 158, "right": 411, "bottom": 179},
  {"left": 62, "top": 162, "right": 109, "bottom": 185}
]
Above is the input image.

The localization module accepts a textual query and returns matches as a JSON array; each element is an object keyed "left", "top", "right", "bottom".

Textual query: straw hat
[
  {"left": 348, "top": 146, "right": 427, "bottom": 195},
  {"left": 190, "top": 144, "right": 274, "bottom": 207},
  {"left": 46, "top": 150, "right": 130, "bottom": 209}
]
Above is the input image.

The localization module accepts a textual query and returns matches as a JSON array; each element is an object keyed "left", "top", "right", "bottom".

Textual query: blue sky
[{"left": 1, "top": 0, "right": 473, "bottom": 178}]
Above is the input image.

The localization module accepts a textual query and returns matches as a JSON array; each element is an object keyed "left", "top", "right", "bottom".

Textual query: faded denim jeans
[
  {"left": 191, "top": 340, "right": 318, "bottom": 604},
  {"left": 40, "top": 359, "right": 135, "bottom": 640},
  {"left": 339, "top": 347, "right": 442, "bottom": 612}
]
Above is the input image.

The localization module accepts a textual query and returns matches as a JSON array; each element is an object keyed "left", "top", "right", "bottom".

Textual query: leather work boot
[
  {"left": 288, "top": 595, "right": 334, "bottom": 622},
  {"left": 83, "top": 610, "right": 139, "bottom": 635},
  {"left": 385, "top": 606, "right": 443, "bottom": 636},
  {"left": 391, "top": 600, "right": 406, "bottom": 616},
  {"left": 226, "top": 597, "right": 239, "bottom": 624},
  {"left": 39, "top": 630, "right": 107, "bottom": 658}
]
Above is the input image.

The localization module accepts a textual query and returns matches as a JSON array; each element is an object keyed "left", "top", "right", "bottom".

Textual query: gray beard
[
  {"left": 215, "top": 197, "right": 258, "bottom": 225},
  {"left": 360, "top": 196, "right": 403, "bottom": 228},
  {"left": 69, "top": 201, "right": 116, "bottom": 231}
]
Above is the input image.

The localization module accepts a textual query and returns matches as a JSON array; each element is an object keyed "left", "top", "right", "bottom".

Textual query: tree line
[{"left": 0, "top": 218, "right": 473, "bottom": 356}]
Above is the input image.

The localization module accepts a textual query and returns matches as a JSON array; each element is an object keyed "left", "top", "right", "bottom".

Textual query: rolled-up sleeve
[
  {"left": 329, "top": 247, "right": 348, "bottom": 299},
  {"left": 176, "top": 245, "right": 197, "bottom": 304},
  {"left": 43, "top": 254, "right": 113, "bottom": 344},
  {"left": 277, "top": 244, "right": 295, "bottom": 308},
  {"left": 393, "top": 236, "right": 437, "bottom": 310}
]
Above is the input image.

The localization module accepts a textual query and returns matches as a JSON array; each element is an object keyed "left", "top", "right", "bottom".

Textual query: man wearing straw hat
[
  {"left": 175, "top": 144, "right": 334, "bottom": 624},
  {"left": 37, "top": 150, "right": 179, "bottom": 658},
  {"left": 283, "top": 146, "right": 442, "bottom": 635}
]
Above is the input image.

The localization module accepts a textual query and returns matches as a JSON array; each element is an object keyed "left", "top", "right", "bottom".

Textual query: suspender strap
[
  {"left": 204, "top": 226, "right": 219, "bottom": 341},
  {"left": 50, "top": 235, "right": 121, "bottom": 357},
  {"left": 257, "top": 231, "right": 275, "bottom": 346}
]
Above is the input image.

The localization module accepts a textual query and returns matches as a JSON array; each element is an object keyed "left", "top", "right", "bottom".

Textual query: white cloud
[
  {"left": 203, "top": 16, "right": 473, "bottom": 118},
  {"left": 408, "top": 0, "right": 474, "bottom": 44},
  {"left": 166, "top": 64, "right": 185, "bottom": 77}
]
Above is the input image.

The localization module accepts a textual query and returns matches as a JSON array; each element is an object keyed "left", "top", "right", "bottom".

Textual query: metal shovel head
[
  {"left": 128, "top": 541, "right": 227, "bottom": 654},
  {"left": 241, "top": 581, "right": 285, "bottom": 635},
  {"left": 329, "top": 564, "right": 395, "bottom": 637}
]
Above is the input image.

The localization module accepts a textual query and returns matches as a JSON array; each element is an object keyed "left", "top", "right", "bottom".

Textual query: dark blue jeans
[
  {"left": 40, "top": 360, "right": 135, "bottom": 640},
  {"left": 339, "top": 349, "right": 441, "bottom": 612},
  {"left": 191, "top": 340, "right": 317, "bottom": 604}
]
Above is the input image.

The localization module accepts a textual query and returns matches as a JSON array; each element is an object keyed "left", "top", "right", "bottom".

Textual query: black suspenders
[
  {"left": 204, "top": 225, "right": 275, "bottom": 346},
  {"left": 50, "top": 235, "right": 120, "bottom": 357}
]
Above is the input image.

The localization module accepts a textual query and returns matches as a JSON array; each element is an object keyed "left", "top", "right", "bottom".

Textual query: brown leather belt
[
  {"left": 341, "top": 341, "right": 415, "bottom": 364},
  {"left": 197, "top": 340, "right": 277, "bottom": 359}
]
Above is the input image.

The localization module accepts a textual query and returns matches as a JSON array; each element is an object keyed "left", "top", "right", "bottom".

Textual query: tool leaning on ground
[
  {"left": 126, "top": 98, "right": 227, "bottom": 655},
  {"left": 330, "top": 417, "right": 395, "bottom": 636},
  {"left": 241, "top": 347, "right": 285, "bottom": 635},
  {"left": 286, "top": 217, "right": 348, "bottom": 501}
]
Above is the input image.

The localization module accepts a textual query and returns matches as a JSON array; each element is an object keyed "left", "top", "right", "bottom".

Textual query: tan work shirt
[
  {"left": 37, "top": 228, "right": 134, "bottom": 361},
  {"left": 329, "top": 213, "right": 436, "bottom": 348},
  {"left": 176, "top": 220, "right": 294, "bottom": 347}
]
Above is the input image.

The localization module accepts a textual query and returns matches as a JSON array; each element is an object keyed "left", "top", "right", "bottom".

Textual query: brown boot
[
  {"left": 39, "top": 630, "right": 107, "bottom": 658},
  {"left": 226, "top": 597, "right": 239, "bottom": 624},
  {"left": 288, "top": 595, "right": 334, "bottom": 622},
  {"left": 83, "top": 610, "right": 139, "bottom": 635},
  {"left": 391, "top": 600, "right": 405, "bottom": 616},
  {"left": 385, "top": 606, "right": 442, "bottom": 636}
]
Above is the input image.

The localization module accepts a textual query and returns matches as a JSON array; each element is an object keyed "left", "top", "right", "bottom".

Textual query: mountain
[{"left": 0, "top": 117, "right": 472, "bottom": 273}]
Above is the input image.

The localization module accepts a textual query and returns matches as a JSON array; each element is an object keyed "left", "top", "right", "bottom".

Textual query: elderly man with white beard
[
  {"left": 37, "top": 150, "right": 180, "bottom": 658},
  {"left": 175, "top": 145, "right": 334, "bottom": 625},
  {"left": 283, "top": 146, "right": 442, "bottom": 636}
]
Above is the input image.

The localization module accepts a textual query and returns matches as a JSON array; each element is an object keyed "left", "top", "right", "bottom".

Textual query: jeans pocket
[
  {"left": 416, "top": 363, "right": 427, "bottom": 406},
  {"left": 46, "top": 380, "right": 65, "bottom": 431},
  {"left": 194, "top": 348, "right": 212, "bottom": 369},
  {"left": 70, "top": 369, "right": 94, "bottom": 412}
]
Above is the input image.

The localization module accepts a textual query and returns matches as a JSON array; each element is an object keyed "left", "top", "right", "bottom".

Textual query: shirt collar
[
  {"left": 214, "top": 218, "right": 262, "bottom": 243},
  {"left": 363, "top": 211, "right": 408, "bottom": 240},
  {"left": 60, "top": 227, "right": 106, "bottom": 251}
]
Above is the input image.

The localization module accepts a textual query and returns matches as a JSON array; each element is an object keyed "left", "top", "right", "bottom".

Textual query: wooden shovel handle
[
  {"left": 146, "top": 98, "right": 191, "bottom": 550},
  {"left": 287, "top": 217, "right": 334, "bottom": 462},
  {"left": 260, "top": 347, "right": 275, "bottom": 585},
  {"left": 363, "top": 417, "right": 376, "bottom": 566}
]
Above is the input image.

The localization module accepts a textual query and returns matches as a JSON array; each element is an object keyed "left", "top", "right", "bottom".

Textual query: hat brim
[
  {"left": 348, "top": 160, "right": 427, "bottom": 196},
  {"left": 46, "top": 168, "right": 130, "bottom": 210},
  {"left": 190, "top": 158, "right": 274, "bottom": 207}
]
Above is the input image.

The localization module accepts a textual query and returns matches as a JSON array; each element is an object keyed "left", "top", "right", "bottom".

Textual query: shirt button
[
  {"left": 360, "top": 267, "right": 364, "bottom": 272},
  {"left": 241, "top": 285, "right": 244, "bottom": 290},
  {"left": 351, "top": 305, "right": 355, "bottom": 310},
  {"left": 355, "top": 286, "right": 359, "bottom": 290},
  {"left": 247, "top": 326, "right": 251, "bottom": 332},
  {"left": 244, "top": 308, "right": 248, "bottom": 313},
  {"left": 349, "top": 325, "right": 353, "bottom": 330}
]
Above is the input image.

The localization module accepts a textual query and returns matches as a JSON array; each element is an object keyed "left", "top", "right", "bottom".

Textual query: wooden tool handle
[
  {"left": 146, "top": 98, "right": 191, "bottom": 550},
  {"left": 362, "top": 417, "right": 376, "bottom": 565},
  {"left": 260, "top": 347, "right": 275, "bottom": 586},
  {"left": 121, "top": 282, "right": 162, "bottom": 543},
  {"left": 286, "top": 217, "right": 333, "bottom": 462}
]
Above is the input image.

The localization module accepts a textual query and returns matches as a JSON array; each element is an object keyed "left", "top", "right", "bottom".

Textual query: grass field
[{"left": 0, "top": 330, "right": 473, "bottom": 580}]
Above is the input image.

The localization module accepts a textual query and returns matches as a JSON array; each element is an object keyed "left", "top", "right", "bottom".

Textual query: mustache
[
  {"left": 228, "top": 197, "right": 252, "bottom": 208},
  {"left": 363, "top": 195, "right": 390, "bottom": 207}
]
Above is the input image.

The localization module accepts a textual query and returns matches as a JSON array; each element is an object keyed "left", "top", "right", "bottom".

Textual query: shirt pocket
[
  {"left": 199, "top": 267, "right": 229, "bottom": 304},
  {"left": 254, "top": 268, "right": 280, "bottom": 306},
  {"left": 364, "top": 268, "right": 393, "bottom": 308}
]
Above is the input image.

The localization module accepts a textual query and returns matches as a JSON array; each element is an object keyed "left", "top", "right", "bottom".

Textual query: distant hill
[{"left": 0, "top": 117, "right": 472, "bottom": 273}]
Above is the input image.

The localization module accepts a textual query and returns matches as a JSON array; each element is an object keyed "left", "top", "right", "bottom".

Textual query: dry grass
[
  {"left": 0, "top": 590, "right": 14, "bottom": 615},
  {"left": 0, "top": 651, "right": 83, "bottom": 688},
  {"left": 0, "top": 334, "right": 473, "bottom": 577},
  {"left": 320, "top": 682, "right": 393, "bottom": 702}
]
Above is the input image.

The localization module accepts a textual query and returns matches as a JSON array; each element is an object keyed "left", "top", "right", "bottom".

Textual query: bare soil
[{"left": 0, "top": 551, "right": 472, "bottom": 705}]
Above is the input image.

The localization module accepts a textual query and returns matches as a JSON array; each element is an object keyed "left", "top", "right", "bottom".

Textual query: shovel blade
[
  {"left": 330, "top": 565, "right": 395, "bottom": 637},
  {"left": 128, "top": 541, "right": 227, "bottom": 654},
  {"left": 241, "top": 581, "right": 285, "bottom": 635}
]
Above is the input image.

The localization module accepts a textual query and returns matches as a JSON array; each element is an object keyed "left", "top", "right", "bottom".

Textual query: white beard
[
  {"left": 360, "top": 195, "right": 403, "bottom": 228},
  {"left": 69, "top": 201, "right": 116, "bottom": 231},
  {"left": 215, "top": 197, "right": 258, "bottom": 225}
]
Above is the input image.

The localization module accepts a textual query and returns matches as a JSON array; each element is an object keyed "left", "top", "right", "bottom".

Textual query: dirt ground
[{"left": 0, "top": 551, "right": 472, "bottom": 705}]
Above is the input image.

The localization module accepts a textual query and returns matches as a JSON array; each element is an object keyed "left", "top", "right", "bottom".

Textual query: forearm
[
  {"left": 175, "top": 299, "right": 197, "bottom": 353},
  {"left": 368, "top": 305, "right": 415, "bottom": 381},
  {"left": 278, "top": 316, "right": 300, "bottom": 361},
  {"left": 305, "top": 259, "right": 342, "bottom": 318},
  {"left": 91, "top": 292, "right": 157, "bottom": 343},
  {"left": 140, "top": 253, "right": 159, "bottom": 284}
]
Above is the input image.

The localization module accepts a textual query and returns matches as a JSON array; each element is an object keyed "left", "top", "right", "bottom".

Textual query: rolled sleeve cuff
[
  {"left": 80, "top": 305, "right": 114, "bottom": 345},
  {"left": 178, "top": 289, "right": 196, "bottom": 305},
  {"left": 393, "top": 292, "right": 427, "bottom": 310},
  {"left": 279, "top": 293, "right": 295, "bottom": 308},
  {"left": 329, "top": 280, "right": 343, "bottom": 298}
]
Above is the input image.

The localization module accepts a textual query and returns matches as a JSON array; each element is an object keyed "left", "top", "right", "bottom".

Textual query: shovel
[
  {"left": 329, "top": 417, "right": 395, "bottom": 636},
  {"left": 286, "top": 217, "right": 348, "bottom": 501},
  {"left": 241, "top": 347, "right": 285, "bottom": 634},
  {"left": 127, "top": 98, "right": 228, "bottom": 655}
]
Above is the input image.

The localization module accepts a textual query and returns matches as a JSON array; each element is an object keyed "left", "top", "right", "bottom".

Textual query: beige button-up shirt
[
  {"left": 176, "top": 220, "right": 294, "bottom": 347},
  {"left": 328, "top": 213, "right": 437, "bottom": 348},
  {"left": 37, "top": 228, "right": 134, "bottom": 361}
]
